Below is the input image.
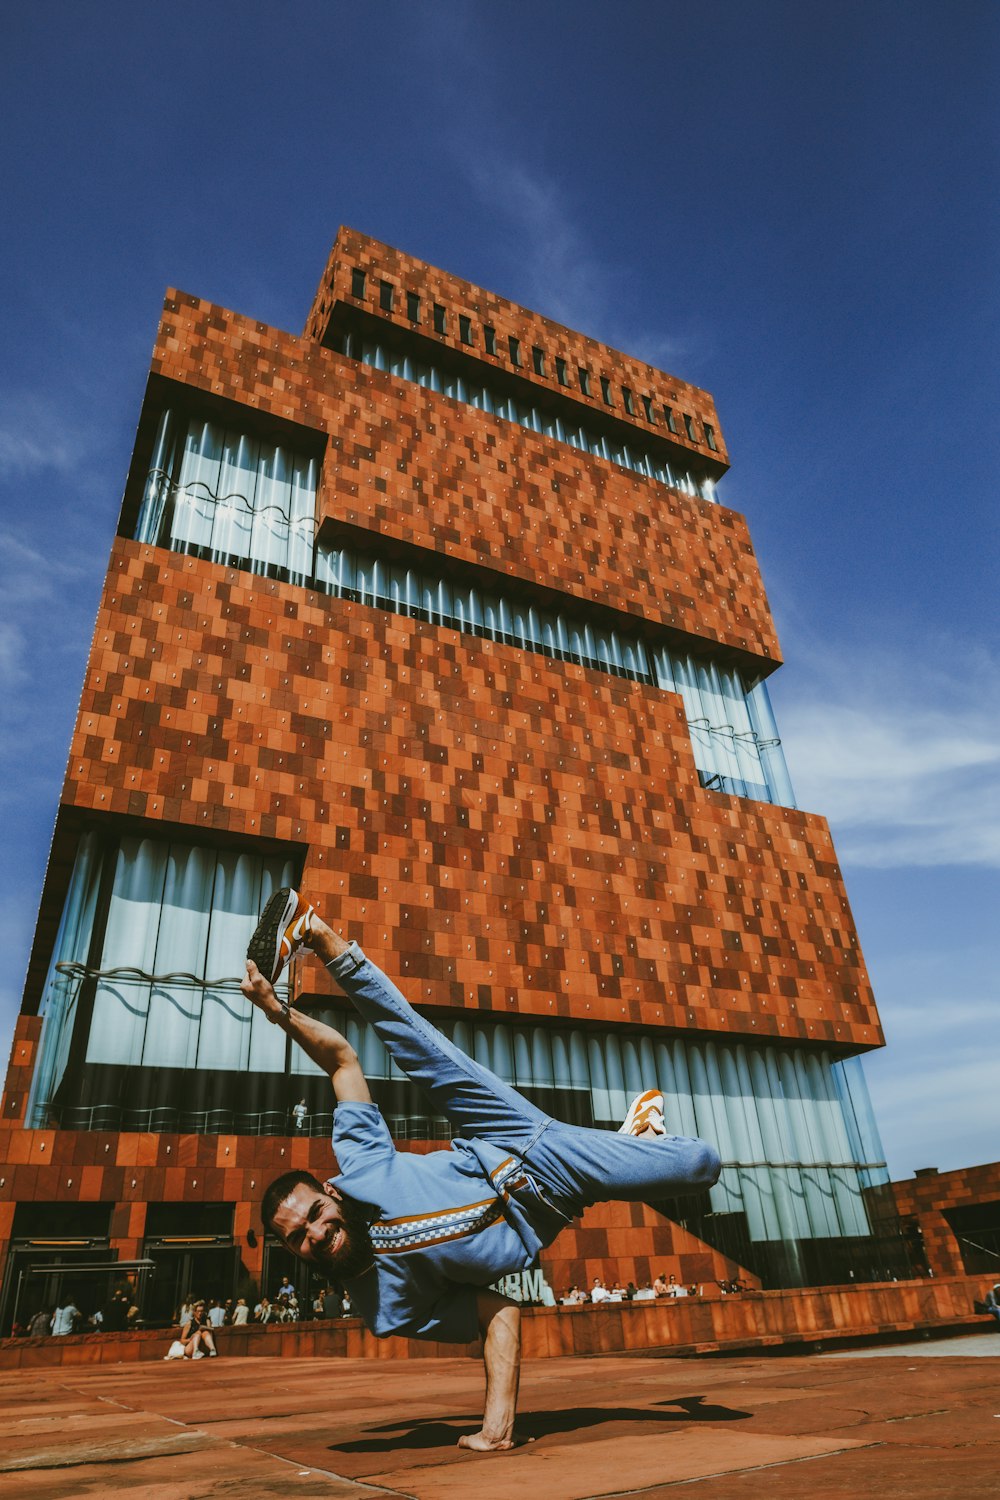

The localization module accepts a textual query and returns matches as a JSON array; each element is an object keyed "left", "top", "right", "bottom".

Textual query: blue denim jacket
[{"left": 329, "top": 1101, "right": 545, "bottom": 1342}]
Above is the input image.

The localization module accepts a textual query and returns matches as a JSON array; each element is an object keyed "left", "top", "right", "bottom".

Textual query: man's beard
[{"left": 320, "top": 1193, "right": 374, "bottom": 1279}]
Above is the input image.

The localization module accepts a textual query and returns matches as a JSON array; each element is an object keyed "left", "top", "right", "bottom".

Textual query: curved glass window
[{"left": 136, "top": 410, "right": 316, "bottom": 586}]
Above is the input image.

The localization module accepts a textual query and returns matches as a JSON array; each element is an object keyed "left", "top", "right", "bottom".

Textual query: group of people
[
  {"left": 560, "top": 1272, "right": 750, "bottom": 1306},
  {"left": 250, "top": 1278, "right": 354, "bottom": 1324},
  {"left": 560, "top": 1274, "right": 704, "bottom": 1305},
  {"left": 165, "top": 1278, "right": 356, "bottom": 1359},
  {"left": 22, "top": 1288, "right": 136, "bottom": 1338}
]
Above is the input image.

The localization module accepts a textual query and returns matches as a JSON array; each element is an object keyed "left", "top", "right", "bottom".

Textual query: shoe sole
[{"left": 247, "top": 887, "right": 298, "bottom": 984}]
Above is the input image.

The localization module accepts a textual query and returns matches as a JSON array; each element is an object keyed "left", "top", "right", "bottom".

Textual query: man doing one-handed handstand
[{"left": 242, "top": 888, "right": 721, "bottom": 1451}]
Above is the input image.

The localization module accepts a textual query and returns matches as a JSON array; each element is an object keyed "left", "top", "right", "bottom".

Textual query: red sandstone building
[
  {"left": 0, "top": 232, "right": 916, "bottom": 1330},
  {"left": 892, "top": 1162, "right": 1000, "bottom": 1281}
]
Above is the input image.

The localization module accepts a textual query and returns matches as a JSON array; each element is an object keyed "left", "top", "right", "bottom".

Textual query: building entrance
[
  {"left": 2, "top": 1248, "right": 151, "bottom": 1336},
  {"left": 262, "top": 1237, "right": 323, "bottom": 1317},
  {"left": 142, "top": 1243, "right": 242, "bottom": 1327}
]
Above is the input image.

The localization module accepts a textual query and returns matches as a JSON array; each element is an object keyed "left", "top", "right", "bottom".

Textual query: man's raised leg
[
  {"left": 248, "top": 888, "right": 550, "bottom": 1152},
  {"left": 247, "top": 887, "right": 721, "bottom": 1209}
]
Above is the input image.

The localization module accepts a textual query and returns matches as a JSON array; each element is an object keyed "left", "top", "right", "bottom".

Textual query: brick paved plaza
[{"left": 2, "top": 1333, "right": 997, "bottom": 1498}]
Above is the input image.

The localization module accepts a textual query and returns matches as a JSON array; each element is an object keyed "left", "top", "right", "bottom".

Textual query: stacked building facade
[{"left": 0, "top": 231, "right": 909, "bottom": 1330}]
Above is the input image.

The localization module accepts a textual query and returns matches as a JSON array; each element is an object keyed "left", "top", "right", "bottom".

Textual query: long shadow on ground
[{"left": 331, "top": 1394, "right": 752, "bottom": 1452}]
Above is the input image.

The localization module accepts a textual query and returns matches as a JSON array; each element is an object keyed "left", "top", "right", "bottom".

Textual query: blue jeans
[{"left": 326, "top": 943, "right": 721, "bottom": 1220}]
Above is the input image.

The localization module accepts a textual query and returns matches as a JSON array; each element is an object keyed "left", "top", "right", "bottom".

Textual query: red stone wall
[
  {"left": 150, "top": 290, "right": 779, "bottom": 667},
  {"left": 538, "top": 1200, "right": 760, "bottom": 1297},
  {"left": 0, "top": 1123, "right": 345, "bottom": 1295},
  {"left": 0, "top": 1276, "right": 984, "bottom": 1368},
  {"left": 1, "top": 1016, "right": 39, "bottom": 1128},
  {"left": 304, "top": 227, "right": 730, "bottom": 472},
  {"left": 54, "top": 539, "right": 879, "bottom": 1047}
]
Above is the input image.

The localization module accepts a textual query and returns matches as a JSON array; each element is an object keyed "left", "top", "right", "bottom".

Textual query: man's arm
[
  {"left": 458, "top": 1291, "right": 526, "bottom": 1452},
  {"left": 241, "top": 960, "right": 372, "bottom": 1104}
]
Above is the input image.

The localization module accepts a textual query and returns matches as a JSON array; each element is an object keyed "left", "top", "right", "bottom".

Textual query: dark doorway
[
  {"left": 262, "top": 1236, "right": 323, "bottom": 1317},
  {"left": 2, "top": 1247, "right": 149, "bottom": 1336},
  {"left": 142, "top": 1243, "right": 242, "bottom": 1327}
]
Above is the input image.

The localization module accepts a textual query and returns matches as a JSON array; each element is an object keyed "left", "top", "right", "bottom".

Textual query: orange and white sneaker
[
  {"left": 247, "top": 887, "right": 317, "bottom": 984},
  {"left": 618, "top": 1089, "right": 666, "bottom": 1137}
]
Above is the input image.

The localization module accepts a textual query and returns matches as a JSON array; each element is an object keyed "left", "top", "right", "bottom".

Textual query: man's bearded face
[{"left": 271, "top": 1184, "right": 373, "bottom": 1278}]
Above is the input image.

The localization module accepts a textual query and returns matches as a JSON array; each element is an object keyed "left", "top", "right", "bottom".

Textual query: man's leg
[
  {"left": 521, "top": 1117, "right": 721, "bottom": 1222},
  {"left": 302, "top": 906, "right": 551, "bottom": 1154},
  {"left": 326, "top": 943, "right": 551, "bottom": 1152},
  {"left": 314, "top": 919, "right": 720, "bottom": 1207},
  {"left": 251, "top": 890, "right": 720, "bottom": 1206}
]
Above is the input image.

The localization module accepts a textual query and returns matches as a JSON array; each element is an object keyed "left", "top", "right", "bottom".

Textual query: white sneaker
[
  {"left": 191, "top": 1350, "right": 206, "bottom": 1360},
  {"left": 618, "top": 1089, "right": 666, "bottom": 1136}
]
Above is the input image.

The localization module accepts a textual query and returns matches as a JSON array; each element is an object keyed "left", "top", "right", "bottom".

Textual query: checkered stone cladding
[
  {"left": 150, "top": 287, "right": 778, "bottom": 665},
  {"left": 305, "top": 228, "right": 729, "bottom": 466},
  {"left": 63, "top": 538, "right": 881, "bottom": 1049}
]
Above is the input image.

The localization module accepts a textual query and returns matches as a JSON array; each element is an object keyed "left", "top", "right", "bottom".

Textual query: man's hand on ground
[{"left": 470, "top": 1292, "right": 523, "bottom": 1453}]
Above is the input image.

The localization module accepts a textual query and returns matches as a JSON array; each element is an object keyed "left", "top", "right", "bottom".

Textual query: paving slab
[
  {"left": 367, "top": 1431, "right": 871, "bottom": 1499},
  {"left": 824, "top": 1331, "right": 1000, "bottom": 1358},
  {"left": 0, "top": 1346, "right": 997, "bottom": 1499}
]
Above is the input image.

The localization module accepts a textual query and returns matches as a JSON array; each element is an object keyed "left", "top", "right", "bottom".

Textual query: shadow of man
[{"left": 332, "top": 1393, "right": 752, "bottom": 1453}]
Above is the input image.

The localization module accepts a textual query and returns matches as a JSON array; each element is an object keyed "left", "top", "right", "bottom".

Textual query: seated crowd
[
  {"left": 560, "top": 1272, "right": 724, "bottom": 1304},
  {"left": 164, "top": 1278, "right": 355, "bottom": 1358}
]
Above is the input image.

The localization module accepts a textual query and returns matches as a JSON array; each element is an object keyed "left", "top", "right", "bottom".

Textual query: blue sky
[{"left": 1, "top": 2, "right": 996, "bottom": 1180}]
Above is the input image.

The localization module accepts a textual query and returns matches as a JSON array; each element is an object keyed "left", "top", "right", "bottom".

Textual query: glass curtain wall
[
  {"left": 85, "top": 836, "right": 294, "bottom": 1072},
  {"left": 29, "top": 829, "right": 885, "bottom": 1252},
  {"left": 337, "top": 1003, "right": 906, "bottom": 1284},
  {"left": 24, "top": 830, "right": 104, "bottom": 1125},
  {"left": 30, "top": 832, "right": 898, "bottom": 1281},
  {"left": 136, "top": 410, "right": 316, "bottom": 585},
  {"left": 339, "top": 331, "right": 717, "bottom": 502},
  {"left": 291, "top": 1001, "right": 885, "bottom": 1251},
  {"left": 27, "top": 835, "right": 296, "bottom": 1128}
]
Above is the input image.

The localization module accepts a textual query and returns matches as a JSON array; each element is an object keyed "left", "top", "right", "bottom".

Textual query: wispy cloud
[
  {"left": 406, "top": 6, "right": 695, "bottom": 372},
  {"left": 777, "top": 642, "right": 1000, "bottom": 868},
  {"left": 460, "top": 154, "right": 608, "bottom": 325},
  {"left": 0, "top": 526, "right": 95, "bottom": 595},
  {"left": 0, "top": 526, "right": 102, "bottom": 690},
  {"left": 865, "top": 990, "right": 1000, "bottom": 1176},
  {"left": 458, "top": 150, "right": 691, "bottom": 371},
  {"left": 0, "top": 391, "right": 85, "bottom": 478},
  {"left": 0, "top": 620, "right": 27, "bottom": 689}
]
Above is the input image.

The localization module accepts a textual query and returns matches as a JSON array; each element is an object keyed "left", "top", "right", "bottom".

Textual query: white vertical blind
[
  {"left": 26, "top": 831, "right": 104, "bottom": 1127},
  {"left": 141, "top": 843, "right": 213, "bottom": 1070},
  {"left": 134, "top": 411, "right": 317, "bottom": 584},
  {"left": 88, "top": 837, "right": 169, "bottom": 1068},
  {"left": 273, "top": 1000, "right": 887, "bottom": 1242},
  {"left": 82, "top": 836, "right": 294, "bottom": 1073}
]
